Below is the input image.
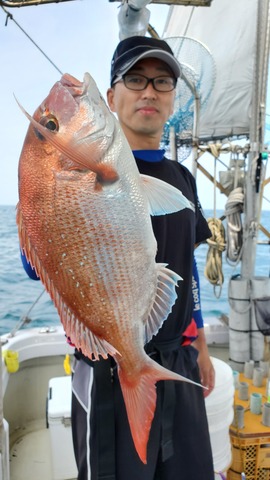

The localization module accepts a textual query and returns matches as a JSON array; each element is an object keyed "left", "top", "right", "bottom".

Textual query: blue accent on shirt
[
  {"left": 192, "top": 257, "right": 203, "bottom": 329},
  {"left": 132, "top": 149, "right": 165, "bottom": 162},
  {"left": 20, "top": 252, "right": 40, "bottom": 281}
]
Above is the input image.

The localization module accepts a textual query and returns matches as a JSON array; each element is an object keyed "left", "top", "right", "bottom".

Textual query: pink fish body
[{"left": 17, "top": 73, "right": 199, "bottom": 463}]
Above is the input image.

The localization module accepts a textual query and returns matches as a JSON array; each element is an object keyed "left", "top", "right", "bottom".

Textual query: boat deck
[
  {"left": 7, "top": 343, "right": 230, "bottom": 480},
  {"left": 10, "top": 421, "right": 53, "bottom": 480},
  {"left": 2, "top": 326, "right": 231, "bottom": 480},
  {"left": 9, "top": 415, "right": 77, "bottom": 480}
]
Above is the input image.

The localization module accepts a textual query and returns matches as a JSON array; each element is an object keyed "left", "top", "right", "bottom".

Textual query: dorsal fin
[
  {"left": 61, "top": 310, "right": 119, "bottom": 360},
  {"left": 16, "top": 204, "right": 120, "bottom": 360}
]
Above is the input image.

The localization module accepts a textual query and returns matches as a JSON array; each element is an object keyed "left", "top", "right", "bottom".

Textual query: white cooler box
[{"left": 47, "top": 376, "right": 78, "bottom": 480}]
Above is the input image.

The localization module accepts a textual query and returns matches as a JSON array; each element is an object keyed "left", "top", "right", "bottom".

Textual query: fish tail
[{"left": 118, "top": 358, "right": 203, "bottom": 464}]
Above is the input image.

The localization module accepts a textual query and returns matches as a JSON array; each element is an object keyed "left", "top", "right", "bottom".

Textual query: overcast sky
[
  {"left": 0, "top": 2, "right": 170, "bottom": 203},
  {"left": 0, "top": 1, "right": 269, "bottom": 212}
]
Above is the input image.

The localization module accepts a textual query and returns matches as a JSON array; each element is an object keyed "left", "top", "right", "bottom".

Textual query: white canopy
[{"left": 163, "top": 0, "right": 258, "bottom": 141}]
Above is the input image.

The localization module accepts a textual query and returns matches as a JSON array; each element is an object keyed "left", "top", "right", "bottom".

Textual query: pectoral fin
[{"left": 140, "top": 174, "right": 194, "bottom": 216}]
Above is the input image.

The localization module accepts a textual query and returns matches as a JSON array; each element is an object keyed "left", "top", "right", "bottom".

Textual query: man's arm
[
  {"left": 193, "top": 328, "right": 215, "bottom": 397},
  {"left": 192, "top": 256, "right": 215, "bottom": 397}
]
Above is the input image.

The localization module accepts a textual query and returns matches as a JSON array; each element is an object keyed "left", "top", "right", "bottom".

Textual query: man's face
[{"left": 107, "top": 57, "right": 176, "bottom": 147}]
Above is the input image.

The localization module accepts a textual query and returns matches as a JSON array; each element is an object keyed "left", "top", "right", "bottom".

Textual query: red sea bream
[{"left": 16, "top": 72, "right": 200, "bottom": 464}]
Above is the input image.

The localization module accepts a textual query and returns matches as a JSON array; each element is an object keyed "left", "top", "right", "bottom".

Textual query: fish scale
[{"left": 47, "top": 179, "right": 152, "bottom": 348}]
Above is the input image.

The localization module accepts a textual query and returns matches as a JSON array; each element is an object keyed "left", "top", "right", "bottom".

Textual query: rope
[
  {"left": 9, "top": 288, "right": 46, "bottom": 337},
  {"left": 224, "top": 187, "right": 244, "bottom": 265},
  {"left": 204, "top": 217, "right": 226, "bottom": 298}
]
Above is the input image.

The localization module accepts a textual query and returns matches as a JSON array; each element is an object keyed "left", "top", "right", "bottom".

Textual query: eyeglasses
[{"left": 116, "top": 73, "right": 177, "bottom": 92}]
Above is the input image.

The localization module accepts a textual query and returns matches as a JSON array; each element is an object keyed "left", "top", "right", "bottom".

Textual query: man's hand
[{"left": 192, "top": 328, "right": 215, "bottom": 398}]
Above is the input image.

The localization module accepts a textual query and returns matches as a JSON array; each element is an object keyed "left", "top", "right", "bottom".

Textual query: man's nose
[{"left": 141, "top": 82, "right": 158, "bottom": 98}]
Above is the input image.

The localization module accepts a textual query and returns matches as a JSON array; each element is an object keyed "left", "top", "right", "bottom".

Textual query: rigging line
[
  {"left": 8, "top": 288, "right": 46, "bottom": 338},
  {"left": 1, "top": 5, "right": 63, "bottom": 75},
  {"left": 182, "top": 6, "right": 195, "bottom": 38}
]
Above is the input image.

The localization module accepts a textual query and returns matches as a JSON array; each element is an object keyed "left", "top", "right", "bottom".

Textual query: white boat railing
[{"left": 0, "top": 342, "right": 10, "bottom": 480}]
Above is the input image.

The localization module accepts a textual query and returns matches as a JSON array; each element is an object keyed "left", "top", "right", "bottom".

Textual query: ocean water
[{"left": 0, "top": 205, "right": 269, "bottom": 336}]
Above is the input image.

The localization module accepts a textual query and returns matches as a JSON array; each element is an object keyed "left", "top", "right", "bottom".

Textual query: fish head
[
  {"left": 18, "top": 72, "right": 118, "bottom": 191},
  {"left": 51, "top": 72, "right": 115, "bottom": 153}
]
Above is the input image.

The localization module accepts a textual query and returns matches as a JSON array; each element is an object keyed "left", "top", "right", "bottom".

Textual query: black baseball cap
[{"left": 110, "top": 36, "right": 181, "bottom": 86}]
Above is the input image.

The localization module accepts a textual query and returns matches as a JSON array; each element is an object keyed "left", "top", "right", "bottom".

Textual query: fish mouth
[
  {"left": 59, "top": 73, "right": 99, "bottom": 109},
  {"left": 59, "top": 73, "right": 102, "bottom": 107},
  {"left": 60, "top": 73, "right": 86, "bottom": 102},
  {"left": 59, "top": 72, "right": 114, "bottom": 145}
]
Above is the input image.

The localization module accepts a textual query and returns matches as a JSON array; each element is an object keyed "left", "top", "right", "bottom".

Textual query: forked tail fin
[{"left": 118, "top": 357, "right": 203, "bottom": 464}]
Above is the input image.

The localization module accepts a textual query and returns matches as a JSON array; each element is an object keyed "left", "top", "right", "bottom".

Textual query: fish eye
[{"left": 40, "top": 115, "right": 59, "bottom": 132}]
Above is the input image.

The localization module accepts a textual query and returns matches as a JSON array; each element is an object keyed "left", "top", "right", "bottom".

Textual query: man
[{"left": 71, "top": 36, "right": 215, "bottom": 480}]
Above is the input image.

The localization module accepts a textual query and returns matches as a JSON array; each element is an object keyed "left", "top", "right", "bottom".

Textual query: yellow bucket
[{"left": 3, "top": 350, "right": 19, "bottom": 373}]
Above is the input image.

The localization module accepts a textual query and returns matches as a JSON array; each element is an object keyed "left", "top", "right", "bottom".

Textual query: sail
[{"left": 163, "top": 0, "right": 258, "bottom": 141}]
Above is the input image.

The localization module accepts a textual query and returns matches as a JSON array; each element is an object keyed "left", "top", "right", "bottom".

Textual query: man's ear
[{"left": 107, "top": 88, "right": 115, "bottom": 112}]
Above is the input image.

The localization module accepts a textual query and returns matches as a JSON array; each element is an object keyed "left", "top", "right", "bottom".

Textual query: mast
[
  {"left": 238, "top": 0, "right": 270, "bottom": 363},
  {"left": 241, "top": 0, "right": 270, "bottom": 278}
]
